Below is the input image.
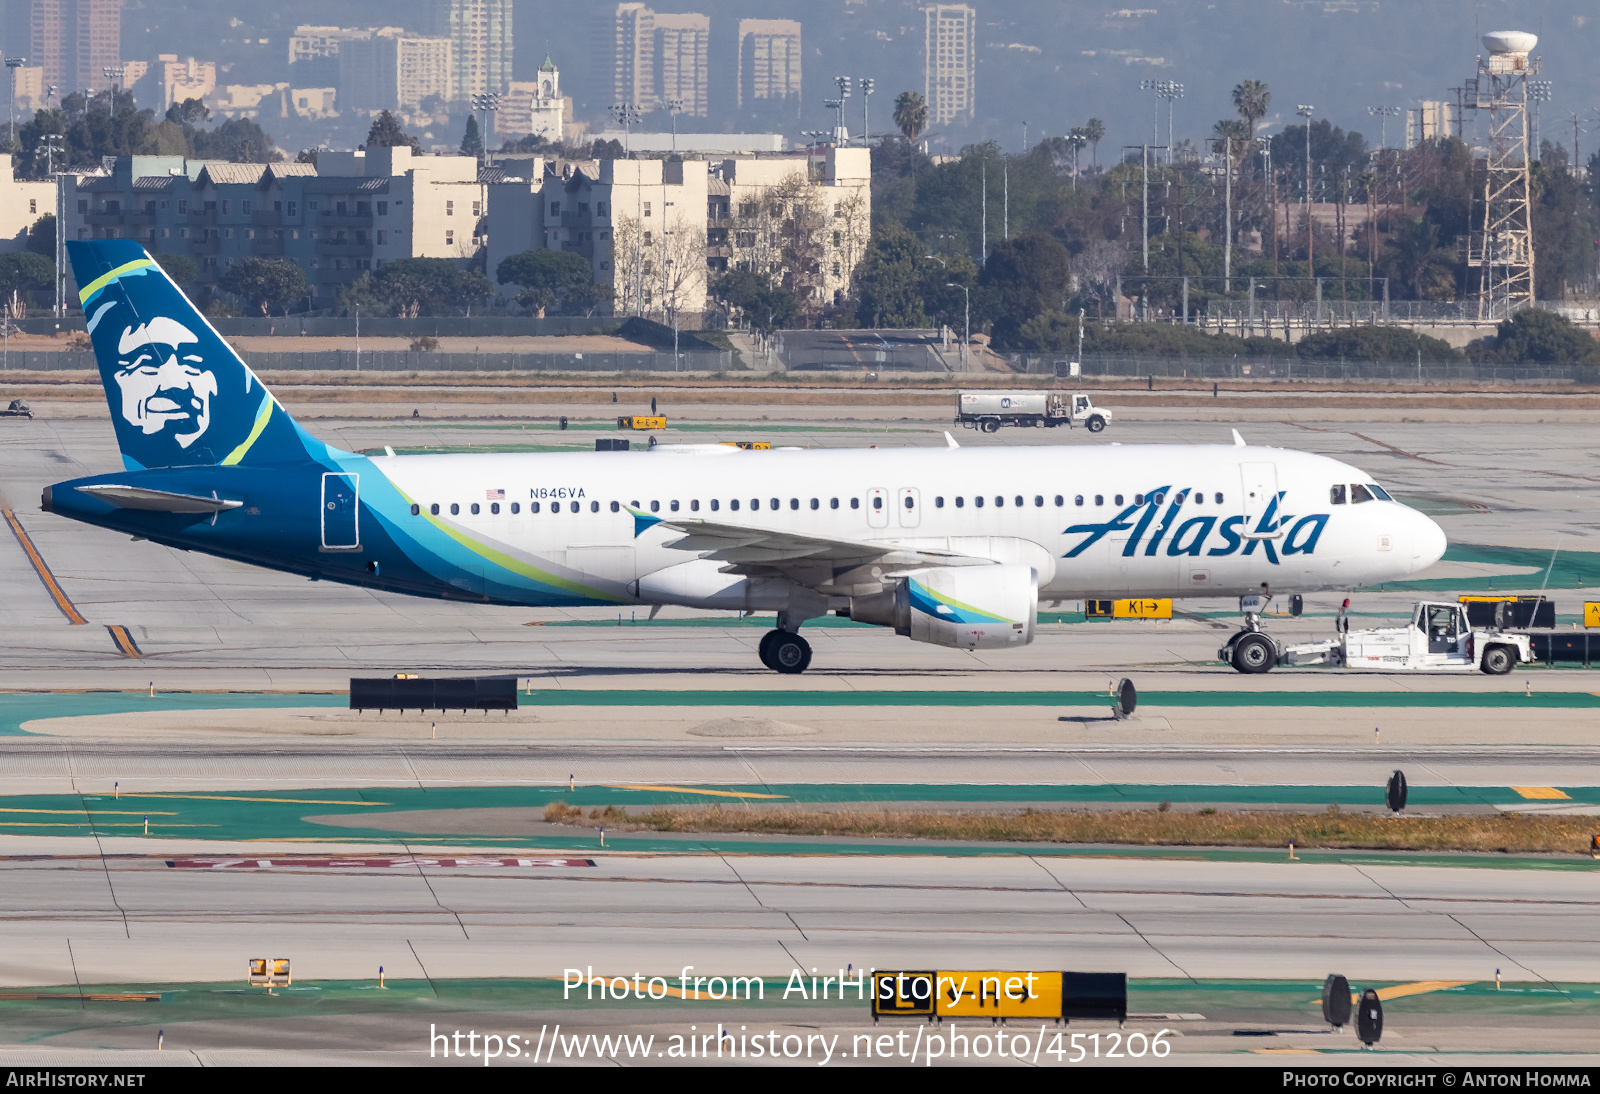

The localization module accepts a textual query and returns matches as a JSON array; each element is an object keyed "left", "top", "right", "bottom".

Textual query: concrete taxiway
[{"left": 3, "top": 398, "right": 1600, "bottom": 1063}]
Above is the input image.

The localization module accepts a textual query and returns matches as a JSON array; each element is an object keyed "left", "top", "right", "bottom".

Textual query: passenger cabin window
[
  {"left": 731, "top": 499, "right": 741, "bottom": 511},
  {"left": 511, "top": 503, "right": 520, "bottom": 514},
  {"left": 410, "top": 504, "right": 420, "bottom": 515},
  {"left": 1330, "top": 484, "right": 1347, "bottom": 505},
  {"left": 471, "top": 503, "right": 480, "bottom": 515},
  {"left": 1114, "top": 495, "right": 1124, "bottom": 505},
  {"left": 904, "top": 496, "right": 914, "bottom": 509},
  {"left": 872, "top": 497, "right": 883, "bottom": 510},
  {"left": 531, "top": 502, "right": 540, "bottom": 513},
  {"left": 450, "top": 503, "right": 460, "bottom": 515},
  {"left": 830, "top": 498, "right": 839, "bottom": 509},
  {"left": 1214, "top": 493, "right": 1224, "bottom": 504},
  {"left": 430, "top": 504, "right": 439, "bottom": 515},
  {"left": 490, "top": 502, "right": 499, "bottom": 514},
  {"left": 850, "top": 498, "right": 860, "bottom": 509},
  {"left": 1074, "top": 495, "right": 1084, "bottom": 506},
  {"left": 652, "top": 501, "right": 661, "bottom": 512},
  {"left": 1095, "top": 495, "right": 1104, "bottom": 506},
  {"left": 590, "top": 501, "right": 599, "bottom": 513},
  {"left": 610, "top": 501, "right": 620, "bottom": 512},
  {"left": 690, "top": 500, "right": 699, "bottom": 511},
  {"left": 955, "top": 497, "right": 964, "bottom": 508},
  {"left": 975, "top": 496, "right": 984, "bottom": 508},
  {"left": 1350, "top": 484, "right": 1375, "bottom": 504},
  {"left": 935, "top": 497, "right": 944, "bottom": 508},
  {"left": 1054, "top": 496, "right": 1063, "bottom": 506}
]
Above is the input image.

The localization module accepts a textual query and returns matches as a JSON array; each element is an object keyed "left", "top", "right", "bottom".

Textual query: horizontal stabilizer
[{"left": 75, "top": 484, "right": 242, "bottom": 513}]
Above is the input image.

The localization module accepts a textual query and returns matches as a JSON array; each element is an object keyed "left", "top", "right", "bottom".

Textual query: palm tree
[
  {"left": 893, "top": 91, "right": 928, "bottom": 146},
  {"left": 1084, "top": 117, "right": 1106, "bottom": 169},
  {"left": 1232, "top": 80, "right": 1271, "bottom": 142}
]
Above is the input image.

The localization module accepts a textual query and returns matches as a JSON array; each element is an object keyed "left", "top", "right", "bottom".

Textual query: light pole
[
  {"left": 1298, "top": 104, "right": 1315, "bottom": 271},
  {"left": 858, "top": 77, "right": 873, "bottom": 148},
  {"left": 946, "top": 282, "right": 969, "bottom": 366},
  {"left": 823, "top": 97, "right": 845, "bottom": 143},
  {"left": 1159, "top": 81, "right": 1184, "bottom": 161},
  {"left": 608, "top": 102, "right": 645, "bottom": 316},
  {"left": 665, "top": 98, "right": 685, "bottom": 154},
  {"left": 43, "top": 132, "right": 63, "bottom": 174},
  {"left": 5, "top": 58, "right": 25, "bottom": 151},
  {"left": 1366, "top": 105, "right": 1400, "bottom": 150},
  {"left": 1211, "top": 134, "right": 1237, "bottom": 293},
  {"left": 608, "top": 102, "right": 642, "bottom": 156},
  {"left": 470, "top": 92, "right": 501, "bottom": 164},
  {"left": 833, "top": 75, "right": 851, "bottom": 144},
  {"left": 1525, "top": 82, "right": 1551, "bottom": 154}
]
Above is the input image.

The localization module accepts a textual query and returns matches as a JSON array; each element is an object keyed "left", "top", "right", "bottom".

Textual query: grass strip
[{"left": 544, "top": 801, "right": 1600, "bottom": 856}]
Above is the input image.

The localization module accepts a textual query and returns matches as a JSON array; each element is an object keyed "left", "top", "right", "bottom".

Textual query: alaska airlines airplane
[{"left": 42, "top": 241, "right": 1447, "bottom": 674}]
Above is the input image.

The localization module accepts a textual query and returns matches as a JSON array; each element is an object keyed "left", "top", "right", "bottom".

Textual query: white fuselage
[{"left": 367, "top": 441, "right": 1447, "bottom": 610}]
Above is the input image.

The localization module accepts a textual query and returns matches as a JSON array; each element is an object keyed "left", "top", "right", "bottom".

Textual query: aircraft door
[
  {"left": 867, "top": 487, "right": 889, "bottom": 529},
  {"left": 320, "top": 473, "right": 360, "bottom": 551},
  {"left": 1239, "top": 462, "right": 1279, "bottom": 528},
  {"left": 897, "top": 487, "right": 921, "bottom": 528}
]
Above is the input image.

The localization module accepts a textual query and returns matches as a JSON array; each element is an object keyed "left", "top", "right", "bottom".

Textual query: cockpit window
[
  {"left": 1330, "top": 484, "right": 1347, "bottom": 505},
  {"left": 1350, "top": 483, "right": 1375, "bottom": 504},
  {"left": 1367, "top": 483, "right": 1392, "bottom": 501}
]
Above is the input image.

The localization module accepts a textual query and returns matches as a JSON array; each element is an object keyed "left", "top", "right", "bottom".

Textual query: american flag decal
[{"left": 486, "top": 489, "right": 505, "bottom": 500}]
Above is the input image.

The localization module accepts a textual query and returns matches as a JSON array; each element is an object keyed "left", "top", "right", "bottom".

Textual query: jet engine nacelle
[{"left": 849, "top": 564, "right": 1037, "bottom": 649}]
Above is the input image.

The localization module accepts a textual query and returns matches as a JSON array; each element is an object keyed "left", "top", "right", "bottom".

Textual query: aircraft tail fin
[{"left": 66, "top": 240, "right": 323, "bottom": 470}]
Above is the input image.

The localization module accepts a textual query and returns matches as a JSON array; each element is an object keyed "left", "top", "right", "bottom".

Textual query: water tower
[{"left": 1464, "top": 31, "right": 1538, "bottom": 313}]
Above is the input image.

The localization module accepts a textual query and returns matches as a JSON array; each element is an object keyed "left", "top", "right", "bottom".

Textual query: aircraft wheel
[
  {"left": 769, "top": 632, "right": 812, "bottom": 674},
  {"left": 757, "top": 629, "right": 782, "bottom": 670},
  {"left": 1480, "top": 644, "right": 1515, "bottom": 675},
  {"left": 1232, "top": 633, "right": 1277, "bottom": 674},
  {"left": 1085, "top": 414, "right": 1107, "bottom": 433}
]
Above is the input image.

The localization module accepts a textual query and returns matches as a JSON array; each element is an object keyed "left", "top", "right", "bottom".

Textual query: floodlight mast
[{"left": 1298, "top": 105, "right": 1315, "bottom": 270}]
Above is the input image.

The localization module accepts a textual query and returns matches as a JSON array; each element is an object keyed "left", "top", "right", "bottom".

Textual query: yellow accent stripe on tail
[{"left": 77, "top": 258, "right": 157, "bottom": 305}]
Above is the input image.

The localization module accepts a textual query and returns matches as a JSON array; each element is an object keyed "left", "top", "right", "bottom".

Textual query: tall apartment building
[
  {"left": 654, "top": 12, "right": 709, "bottom": 117},
  {"left": 606, "top": 3, "right": 655, "bottom": 113},
  {"left": 30, "top": 0, "right": 121, "bottom": 94},
  {"left": 924, "top": 4, "right": 976, "bottom": 125},
  {"left": 286, "top": 26, "right": 380, "bottom": 89},
  {"left": 1406, "top": 101, "right": 1456, "bottom": 148},
  {"left": 432, "top": 0, "right": 512, "bottom": 101},
  {"left": 340, "top": 30, "right": 453, "bottom": 113},
  {"left": 488, "top": 147, "right": 870, "bottom": 321},
  {"left": 60, "top": 147, "right": 488, "bottom": 303},
  {"left": 737, "top": 19, "right": 801, "bottom": 111}
]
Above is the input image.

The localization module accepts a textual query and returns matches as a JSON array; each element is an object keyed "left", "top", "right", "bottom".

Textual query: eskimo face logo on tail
[{"left": 112, "top": 317, "right": 217, "bottom": 448}]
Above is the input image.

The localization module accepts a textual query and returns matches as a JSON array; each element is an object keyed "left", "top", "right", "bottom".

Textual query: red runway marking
[{"left": 166, "top": 857, "right": 595, "bottom": 869}]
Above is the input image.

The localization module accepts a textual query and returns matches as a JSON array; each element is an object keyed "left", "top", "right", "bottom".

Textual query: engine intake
[{"left": 849, "top": 564, "right": 1037, "bottom": 649}]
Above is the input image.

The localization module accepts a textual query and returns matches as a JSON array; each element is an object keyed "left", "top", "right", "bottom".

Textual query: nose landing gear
[{"left": 758, "top": 629, "right": 813, "bottom": 674}]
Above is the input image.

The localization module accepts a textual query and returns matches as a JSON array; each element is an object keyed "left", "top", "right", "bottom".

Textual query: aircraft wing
[{"left": 654, "top": 518, "right": 993, "bottom": 588}]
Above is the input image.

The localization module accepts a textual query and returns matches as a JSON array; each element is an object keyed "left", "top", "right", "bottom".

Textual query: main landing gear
[{"left": 758, "top": 629, "right": 812, "bottom": 674}]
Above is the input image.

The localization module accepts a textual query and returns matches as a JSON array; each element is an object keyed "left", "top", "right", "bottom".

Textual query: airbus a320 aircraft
[{"left": 42, "top": 241, "right": 1447, "bottom": 673}]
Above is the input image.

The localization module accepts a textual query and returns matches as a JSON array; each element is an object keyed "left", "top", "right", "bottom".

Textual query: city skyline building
[
  {"left": 340, "top": 30, "right": 454, "bottom": 114},
  {"left": 29, "top": 0, "right": 122, "bottom": 94},
  {"left": 654, "top": 11, "right": 709, "bottom": 117},
  {"left": 432, "top": 0, "right": 512, "bottom": 101},
  {"left": 736, "top": 18, "right": 801, "bottom": 112},
  {"left": 606, "top": 3, "right": 656, "bottom": 113},
  {"left": 924, "top": 3, "right": 976, "bottom": 126}
]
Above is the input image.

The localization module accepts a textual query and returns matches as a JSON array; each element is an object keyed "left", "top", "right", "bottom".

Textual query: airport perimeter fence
[
  {"left": 1013, "top": 354, "right": 1595, "bottom": 384},
  {"left": 0, "top": 349, "right": 736, "bottom": 373},
  {"left": 3, "top": 316, "right": 630, "bottom": 337}
]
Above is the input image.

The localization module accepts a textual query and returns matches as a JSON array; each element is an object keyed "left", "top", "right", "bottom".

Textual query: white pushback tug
[{"left": 1220, "top": 595, "right": 1532, "bottom": 675}]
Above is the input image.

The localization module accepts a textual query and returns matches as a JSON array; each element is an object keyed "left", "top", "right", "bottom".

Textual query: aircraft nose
[{"left": 1409, "top": 510, "right": 1447, "bottom": 574}]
